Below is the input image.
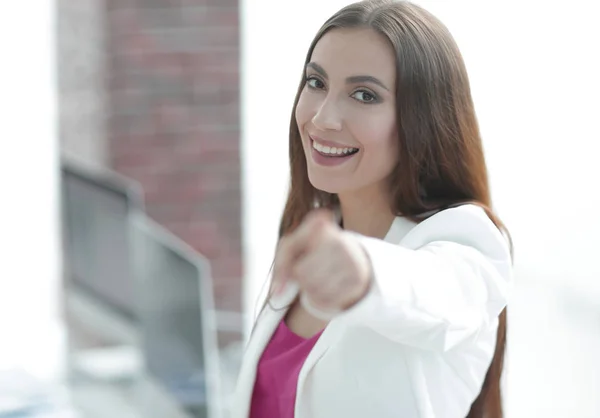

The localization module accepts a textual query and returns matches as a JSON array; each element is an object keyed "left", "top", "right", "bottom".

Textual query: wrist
[{"left": 344, "top": 257, "right": 374, "bottom": 310}]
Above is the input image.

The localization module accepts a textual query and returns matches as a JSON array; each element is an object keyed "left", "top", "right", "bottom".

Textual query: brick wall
[{"left": 105, "top": 0, "right": 243, "bottom": 343}]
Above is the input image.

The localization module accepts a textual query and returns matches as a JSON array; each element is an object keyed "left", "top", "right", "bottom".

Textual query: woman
[{"left": 232, "top": 1, "right": 512, "bottom": 417}]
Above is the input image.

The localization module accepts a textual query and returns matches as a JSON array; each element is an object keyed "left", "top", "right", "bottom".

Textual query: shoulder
[{"left": 401, "top": 204, "right": 511, "bottom": 262}]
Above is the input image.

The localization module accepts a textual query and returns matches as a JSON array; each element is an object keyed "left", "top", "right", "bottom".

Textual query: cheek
[
  {"left": 295, "top": 89, "right": 314, "bottom": 130},
  {"left": 354, "top": 113, "right": 398, "bottom": 165}
]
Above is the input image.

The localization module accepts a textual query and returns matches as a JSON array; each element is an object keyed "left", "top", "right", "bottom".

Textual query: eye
[
  {"left": 306, "top": 76, "right": 325, "bottom": 90},
  {"left": 351, "top": 90, "right": 378, "bottom": 104}
]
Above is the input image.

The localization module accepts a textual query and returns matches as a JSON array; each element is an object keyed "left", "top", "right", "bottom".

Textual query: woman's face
[{"left": 295, "top": 27, "right": 399, "bottom": 197}]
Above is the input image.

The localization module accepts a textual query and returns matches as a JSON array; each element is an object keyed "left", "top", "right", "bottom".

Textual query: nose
[{"left": 311, "top": 97, "right": 342, "bottom": 131}]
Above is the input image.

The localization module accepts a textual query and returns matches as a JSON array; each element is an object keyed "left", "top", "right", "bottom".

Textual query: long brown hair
[{"left": 276, "top": 1, "right": 511, "bottom": 416}]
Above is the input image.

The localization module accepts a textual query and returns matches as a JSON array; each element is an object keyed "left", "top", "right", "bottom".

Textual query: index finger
[
  {"left": 295, "top": 208, "right": 337, "bottom": 243},
  {"left": 272, "top": 209, "right": 337, "bottom": 288}
]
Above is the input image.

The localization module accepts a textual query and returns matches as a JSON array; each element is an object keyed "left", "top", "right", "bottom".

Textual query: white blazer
[{"left": 231, "top": 204, "right": 512, "bottom": 418}]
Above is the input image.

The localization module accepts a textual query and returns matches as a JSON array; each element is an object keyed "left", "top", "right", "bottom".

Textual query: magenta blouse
[{"left": 249, "top": 319, "right": 324, "bottom": 418}]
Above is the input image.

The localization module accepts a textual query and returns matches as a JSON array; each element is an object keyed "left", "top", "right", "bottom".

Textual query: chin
[{"left": 308, "top": 174, "right": 348, "bottom": 195}]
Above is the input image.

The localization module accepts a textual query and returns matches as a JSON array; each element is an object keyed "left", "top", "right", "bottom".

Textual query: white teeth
[{"left": 312, "top": 140, "right": 358, "bottom": 156}]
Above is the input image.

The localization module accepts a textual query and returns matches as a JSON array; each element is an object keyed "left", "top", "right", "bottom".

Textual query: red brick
[{"left": 106, "top": 0, "right": 242, "bottom": 317}]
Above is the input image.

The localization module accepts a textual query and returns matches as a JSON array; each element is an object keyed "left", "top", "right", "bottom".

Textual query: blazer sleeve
[{"left": 338, "top": 205, "right": 513, "bottom": 352}]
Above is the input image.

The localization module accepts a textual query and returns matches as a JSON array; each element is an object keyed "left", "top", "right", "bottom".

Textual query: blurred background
[{"left": 1, "top": 0, "right": 599, "bottom": 417}]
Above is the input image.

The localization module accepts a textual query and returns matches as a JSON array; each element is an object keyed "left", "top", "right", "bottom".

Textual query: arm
[{"left": 339, "top": 205, "right": 512, "bottom": 352}]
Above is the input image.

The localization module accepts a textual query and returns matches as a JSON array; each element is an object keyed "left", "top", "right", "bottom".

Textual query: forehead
[{"left": 310, "top": 27, "right": 396, "bottom": 84}]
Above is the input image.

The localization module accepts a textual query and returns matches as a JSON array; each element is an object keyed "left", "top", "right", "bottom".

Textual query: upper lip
[{"left": 309, "top": 134, "right": 358, "bottom": 149}]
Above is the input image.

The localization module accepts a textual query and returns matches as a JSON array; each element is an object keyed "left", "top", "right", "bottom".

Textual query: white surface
[
  {"left": 73, "top": 346, "right": 143, "bottom": 382},
  {"left": 68, "top": 376, "right": 191, "bottom": 418},
  {"left": 0, "top": 0, "right": 63, "bottom": 381},
  {"left": 0, "top": 368, "right": 78, "bottom": 417}
]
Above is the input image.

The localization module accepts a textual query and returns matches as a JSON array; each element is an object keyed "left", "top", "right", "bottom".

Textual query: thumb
[{"left": 302, "top": 208, "right": 339, "bottom": 232}]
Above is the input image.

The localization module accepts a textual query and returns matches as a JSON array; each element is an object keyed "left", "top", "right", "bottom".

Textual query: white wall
[
  {"left": 428, "top": 2, "right": 600, "bottom": 291},
  {"left": 57, "top": 0, "right": 109, "bottom": 168},
  {"left": 421, "top": 3, "right": 600, "bottom": 416},
  {"left": 242, "top": 1, "right": 600, "bottom": 415},
  {"left": 0, "top": 1, "right": 63, "bottom": 379}
]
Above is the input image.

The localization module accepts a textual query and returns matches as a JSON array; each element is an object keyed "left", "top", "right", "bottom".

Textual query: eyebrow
[{"left": 306, "top": 62, "right": 391, "bottom": 92}]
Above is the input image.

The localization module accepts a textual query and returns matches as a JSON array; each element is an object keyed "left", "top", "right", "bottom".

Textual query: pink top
[{"left": 250, "top": 319, "right": 324, "bottom": 418}]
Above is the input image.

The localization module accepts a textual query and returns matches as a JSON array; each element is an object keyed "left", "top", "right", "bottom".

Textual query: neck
[{"left": 337, "top": 186, "right": 395, "bottom": 239}]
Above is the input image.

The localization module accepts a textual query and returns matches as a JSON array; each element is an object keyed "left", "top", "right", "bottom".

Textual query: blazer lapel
[
  {"left": 231, "top": 283, "right": 298, "bottom": 418},
  {"left": 293, "top": 314, "right": 343, "bottom": 417}
]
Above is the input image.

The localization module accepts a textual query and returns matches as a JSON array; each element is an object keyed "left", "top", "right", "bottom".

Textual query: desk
[
  {"left": 67, "top": 374, "right": 192, "bottom": 418},
  {"left": 62, "top": 290, "right": 208, "bottom": 418}
]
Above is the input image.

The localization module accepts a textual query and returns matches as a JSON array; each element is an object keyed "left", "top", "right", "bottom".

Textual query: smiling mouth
[{"left": 311, "top": 139, "right": 359, "bottom": 157}]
